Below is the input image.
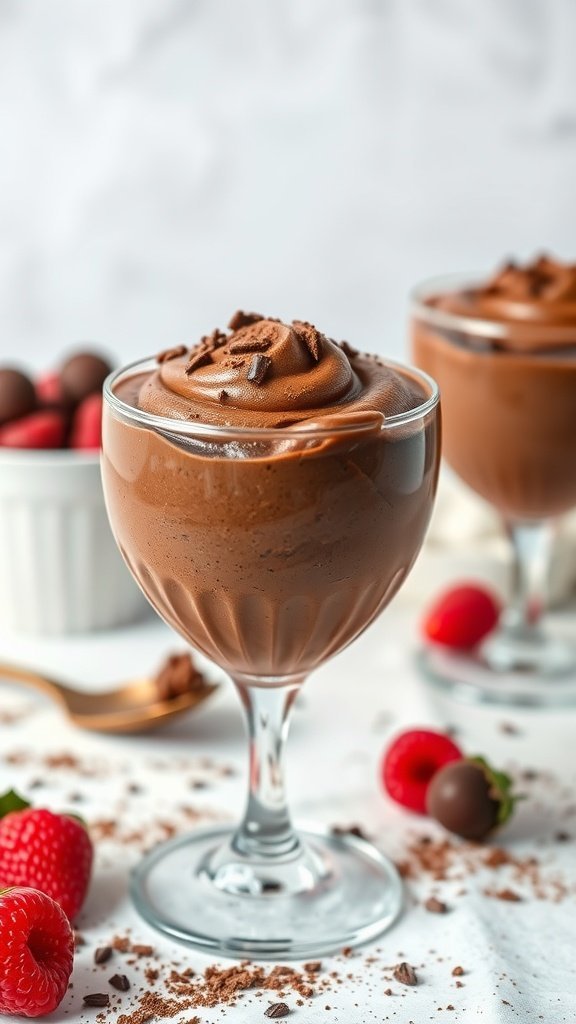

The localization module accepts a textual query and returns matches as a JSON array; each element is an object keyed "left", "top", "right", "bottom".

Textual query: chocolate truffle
[
  {"left": 426, "top": 760, "right": 500, "bottom": 841},
  {"left": 60, "top": 352, "right": 112, "bottom": 405},
  {"left": 0, "top": 367, "right": 36, "bottom": 425}
]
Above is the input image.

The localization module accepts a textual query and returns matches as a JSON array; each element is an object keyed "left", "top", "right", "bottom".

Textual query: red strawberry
[
  {"left": 0, "top": 808, "right": 93, "bottom": 920},
  {"left": 382, "top": 729, "right": 463, "bottom": 814},
  {"left": 422, "top": 583, "right": 501, "bottom": 651},
  {"left": 69, "top": 393, "right": 102, "bottom": 450},
  {"left": 0, "top": 886, "right": 74, "bottom": 1017},
  {"left": 0, "top": 410, "right": 66, "bottom": 449},
  {"left": 36, "top": 372, "right": 65, "bottom": 409}
]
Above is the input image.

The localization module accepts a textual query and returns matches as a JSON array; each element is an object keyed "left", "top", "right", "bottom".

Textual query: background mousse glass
[
  {"left": 101, "top": 356, "right": 440, "bottom": 958},
  {"left": 411, "top": 273, "right": 576, "bottom": 705}
]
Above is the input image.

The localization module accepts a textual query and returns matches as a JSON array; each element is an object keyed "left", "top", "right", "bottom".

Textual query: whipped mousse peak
[
  {"left": 136, "top": 312, "right": 424, "bottom": 428},
  {"left": 432, "top": 255, "right": 576, "bottom": 332}
]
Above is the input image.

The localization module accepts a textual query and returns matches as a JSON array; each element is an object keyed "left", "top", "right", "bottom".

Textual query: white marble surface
[
  {"left": 1, "top": 1, "right": 576, "bottom": 368},
  {"left": 0, "top": 608, "right": 575, "bottom": 1022}
]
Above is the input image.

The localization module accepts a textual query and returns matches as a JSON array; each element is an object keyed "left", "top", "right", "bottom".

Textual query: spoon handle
[{"left": 0, "top": 662, "right": 65, "bottom": 706}]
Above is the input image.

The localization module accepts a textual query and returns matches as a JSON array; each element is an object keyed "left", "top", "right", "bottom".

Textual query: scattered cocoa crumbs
[
  {"left": 393, "top": 962, "right": 418, "bottom": 987},
  {"left": 94, "top": 946, "right": 113, "bottom": 965},
  {"left": 117, "top": 991, "right": 190, "bottom": 1024},
  {"left": 111, "top": 936, "right": 131, "bottom": 953},
  {"left": 83, "top": 993, "right": 110, "bottom": 1007},
  {"left": 483, "top": 847, "right": 512, "bottom": 869},
  {"left": 264, "top": 1003, "right": 290, "bottom": 1018},
  {"left": 109, "top": 975, "right": 131, "bottom": 992},
  {"left": 452, "top": 966, "right": 465, "bottom": 977},
  {"left": 424, "top": 896, "right": 449, "bottom": 914},
  {"left": 145, "top": 968, "right": 159, "bottom": 984},
  {"left": 486, "top": 887, "right": 523, "bottom": 902},
  {"left": 130, "top": 944, "right": 154, "bottom": 957}
]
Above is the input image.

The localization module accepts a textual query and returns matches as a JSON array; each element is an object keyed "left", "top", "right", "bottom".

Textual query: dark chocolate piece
[
  {"left": 229, "top": 337, "right": 272, "bottom": 354},
  {"left": 185, "top": 350, "right": 213, "bottom": 375},
  {"left": 156, "top": 345, "right": 187, "bottom": 364},
  {"left": 83, "top": 993, "right": 110, "bottom": 1007},
  {"left": 247, "top": 353, "right": 272, "bottom": 385},
  {"left": 94, "top": 946, "right": 113, "bottom": 965},
  {"left": 424, "top": 896, "right": 449, "bottom": 914},
  {"left": 264, "top": 1003, "right": 290, "bottom": 1018},
  {"left": 109, "top": 974, "right": 130, "bottom": 991},
  {"left": 228, "top": 310, "right": 264, "bottom": 331},
  {"left": 293, "top": 321, "right": 323, "bottom": 362}
]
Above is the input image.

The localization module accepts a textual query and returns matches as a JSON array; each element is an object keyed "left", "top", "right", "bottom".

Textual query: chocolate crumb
[
  {"left": 499, "top": 721, "right": 520, "bottom": 736},
  {"left": 94, "top": 946, "right": 113, "bottom": 965},
  {"left": 446, "top": 1004, "right": 455, "bottom": 1011},
  {"left": 488, "top": 887, "right": 523, "bottom": 902},
  {"left": 131, "top": 944, "right": 154, "bottom": 957},
  {"left": 331, "top": 824, "right": 368, "bottom": 841},
  {"left": 218, "top": 389, "right": 229, "bottom": 403},
  {"left": 452, "top": 966, "right": 465, "bottom": 977},
  {"left": 247, "top": 353, "right": 272, "bottom": 385},
  {"left": 156, "top": 345, "right": 187, "bottom": 364},
  {"left": 109, "top": 975, "right": 130, "bottom": 992},
  {"left": 393, "top": 962, "right": 418, "bottom": 987},
  {"left": 83, "top": 993, "right": 110, "bottom": 1007},
  {"left": 384, "top": 987, "right": 393, "bottom": 996},
  {"left": 228, "top": 310, "right": 264, "bottom": 331},
  {"left": 338, "top": 340, "right": 359, "bottom": 359},
  {"left": 424, "top": 896, "right": 449, "bottom": 914},
  {"left": 74, "top": 930, "right": 86, "bottom": 948},
  {"left": 555, "top": 831, "right": 572, "bottom": 842},
  {"left": 264, "top": 1003, "right": 290, "bottom": 1018},
  {"left": 185, "top": 350, "right": 213, "bottom": 375},
  {"left": 304, "top": 962, "right": 321, "bottom": 974},
  {"left": 341, "top": 946, "right": 353, "bottom": 957},
  {"left": 292, "top": 321, "right": 323, "bottom": 362}
]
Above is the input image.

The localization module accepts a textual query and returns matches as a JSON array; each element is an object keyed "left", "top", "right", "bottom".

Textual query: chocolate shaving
[
  {"left": 229, "top": 337, "right": 273, "bottom": 354},
  {"left": 264, "top": 1004, "right": 290, "bottom": 1018},
  {"left": 94, "top": 946, "right": 113, "bottom": 965},
  {"left": 228, "top": 310, "right": 264, "bottom": 331},
  {"left": 109, "top": 974, "right": 131, "bottom": 992},
  {"left": 424, "top": 896, "right": 449, "bottom": 914},
  {"left": 393, "top": 962, "right": 418, "bottom": 987},
  {"left": 247, "top": 353, "right": 272, "bottom": 385},
  {"left": 156, "top": 345, "right": 187, "bottom": 364},
  {"left": 293, "top": 320, "right": 323, "bottom": 362},
  {"left": 185, "top": 349, "right": 213, "bottom": 375},
  {"left": 83, "top": 993, "right": 110, "bottom": 1007}
]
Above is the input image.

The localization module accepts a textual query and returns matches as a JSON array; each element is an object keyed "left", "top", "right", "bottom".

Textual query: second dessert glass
[
  {"left": 102, "top": 357, "right": 439, "bottom": 958},
  {"left": 412, "top": 274, "right": 576, "bottom": 706}
]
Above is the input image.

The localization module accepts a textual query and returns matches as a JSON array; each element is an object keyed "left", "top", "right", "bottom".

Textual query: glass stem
[
  {"left": 231, "top": 678, "right": 304, "bottom": 861},
  {"left": 503, "top": 520, "right": 554, "bottom": 640}
]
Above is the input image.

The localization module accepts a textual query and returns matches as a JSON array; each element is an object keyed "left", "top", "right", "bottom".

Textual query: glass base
[
  {"left": 418, "top": 638, "right": 576, "bottom": 708},
  {"left": 131, "top": 825, "right": 403, "bottom": 959}
]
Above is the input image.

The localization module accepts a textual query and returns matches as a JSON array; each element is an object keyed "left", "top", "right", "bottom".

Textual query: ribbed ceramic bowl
[{"left": 0, "top": 448, "right": 148, "bottom": 635}]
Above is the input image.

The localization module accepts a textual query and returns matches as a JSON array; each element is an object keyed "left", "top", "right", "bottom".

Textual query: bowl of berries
[{"left": 0, "top": 349, "right": 148, "bottom": 635}]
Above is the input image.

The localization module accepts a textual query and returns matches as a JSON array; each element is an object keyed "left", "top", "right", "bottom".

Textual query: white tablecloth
[{"left": 0, "top": 606, "right": 575, "bottom": 1023}]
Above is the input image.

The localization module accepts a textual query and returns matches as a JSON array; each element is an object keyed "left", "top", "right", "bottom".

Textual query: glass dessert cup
[
  {"left": 412, "top": 274, "right": 576, "bottom": 707},
  {"left": 102, "top": 358, "right": 440, "bottom": 958}
]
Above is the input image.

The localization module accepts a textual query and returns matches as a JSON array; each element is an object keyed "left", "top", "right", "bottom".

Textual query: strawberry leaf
[{"left": 0, "top": 789, "right": 30, "bottom": 818}]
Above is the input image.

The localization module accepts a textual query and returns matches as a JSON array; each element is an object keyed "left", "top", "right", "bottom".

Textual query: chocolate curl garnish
[
  {"left": 185, "top": 349, "right": 213, "bottom": 375},
  {"left": 292, "top": 321, "right": 323, "bottom": 362},
  {"left": 156, "top": 345, "right": 187, "bottom": 364}
]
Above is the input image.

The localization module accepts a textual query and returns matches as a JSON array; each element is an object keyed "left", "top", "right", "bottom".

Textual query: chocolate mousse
[
  {"left": 412, "top": 255, "right": 576, "bottom": 519},
  {"left": 103, "top": 314, "right": 439, "bottom": 678}
]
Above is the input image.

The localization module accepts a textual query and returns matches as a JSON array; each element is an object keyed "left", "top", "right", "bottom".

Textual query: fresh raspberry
[
  {"left": 381, "top": 729, "right": 463, "bottom": 814},
  {"left": 422, "top": 583, "right": 501, "bottom": 650},
  {"left": 0, "top": 887, "right": 74, "bottom": 1017},
  {"left": 0, "top": 411, "right": 66, "bottom": 449},
  {"left": 0, "top": 809, "right": 93, "bottom": 920},
  {"left": 69, "top": 393, "right": 102, "bottom": 450}
]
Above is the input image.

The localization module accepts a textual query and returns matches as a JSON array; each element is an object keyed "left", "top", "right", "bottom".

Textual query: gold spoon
[{"left": 0, "top": 662, "right": 217, "bottom": 733}]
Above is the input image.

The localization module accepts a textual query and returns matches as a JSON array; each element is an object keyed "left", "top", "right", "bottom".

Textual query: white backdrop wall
[{"left": 1, "top": 0, "right": 576, "bottom": 369}]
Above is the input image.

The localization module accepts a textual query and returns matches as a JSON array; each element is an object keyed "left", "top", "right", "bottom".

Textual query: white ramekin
[{"left": 0, "top": 448, "right": 148, "bottom": 635}]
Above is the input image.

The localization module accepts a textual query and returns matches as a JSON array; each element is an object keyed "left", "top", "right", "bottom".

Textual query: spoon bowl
[{"left": 0, "top": 662, "right": 217, "bottom": 732}]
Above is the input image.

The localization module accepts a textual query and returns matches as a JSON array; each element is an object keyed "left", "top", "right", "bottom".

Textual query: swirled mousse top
[
  {"left": 426, "top": 255, "right": 576, "bottom": 351},
  {"left": 135, "top": 312, "right": 425, "bottom": 428}
]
